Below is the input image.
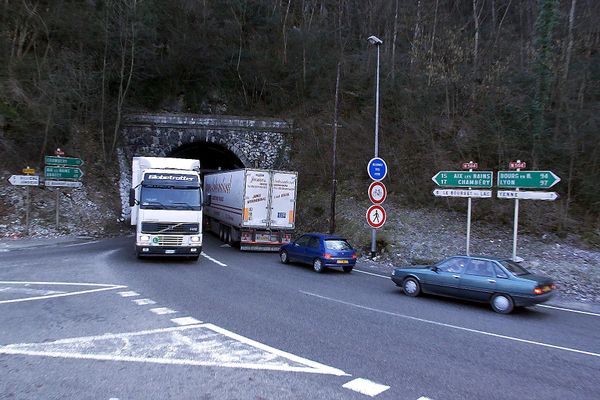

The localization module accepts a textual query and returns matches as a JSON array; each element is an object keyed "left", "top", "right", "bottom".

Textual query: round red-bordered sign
[
  {"left": 366, "top": 205, "right": 386, "bottom": 228},
  {"left": 368, "top": 181, "right": 387, "bottom": 204}
]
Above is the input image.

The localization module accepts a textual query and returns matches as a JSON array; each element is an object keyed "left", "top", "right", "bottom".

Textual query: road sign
[
  {"left": 368, "top": 181, "right": 387, "bottom": 204},
  {"left": 45, "top": 156, "right": 84, "bottom": 167},
  {"left": 497, "top": 171, "right": 560, "bottom": 189},
  {"left": 462, "top": 162, "right": 478, "bottom": 170},
  {"left": 22, "top": 167, "right": 36, "bottom": 175},
  {"left": 431, "top": 171, "right": 493, "bottom": 188},
  {"left": 367, "top": 157, "right": 388, "bottom": 181},
  {"left": 8, "top": 175, "right": 39, "bottom": 186},
  {"left": 497, "top": 191, "right": 559, "bottom": 201},
  {"left": 44, "top": 180, "right": 83, "bottom": 188},
  {"left": 509, "top": 161, "right": 527, "bottom": 169},
  {"left": 433, "top": 189, "right": 492, "bottom": 198},
  {"left": 366, "top": 205, "right": 386, "bottom": 228},
  {"left": 44, "top": 166, "right": 84, "bottom": 179}
]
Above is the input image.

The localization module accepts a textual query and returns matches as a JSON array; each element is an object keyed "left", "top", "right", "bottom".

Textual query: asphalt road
[{"left": 0, "top": 235, "right": 599, "bottom": 400}]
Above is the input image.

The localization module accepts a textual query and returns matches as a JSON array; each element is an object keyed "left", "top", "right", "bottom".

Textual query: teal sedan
[{"left": 391, "top": 256, "right": 556, "bottom": 313}]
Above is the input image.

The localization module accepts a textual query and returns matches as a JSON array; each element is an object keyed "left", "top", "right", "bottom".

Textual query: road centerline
[{"left": 300, "top": 290, "right": 600, "bottom": 359}]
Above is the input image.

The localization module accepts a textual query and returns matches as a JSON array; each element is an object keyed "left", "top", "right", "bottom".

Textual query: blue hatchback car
[{"left": 279, "top": 233, "right": 357, "bottom": 273}]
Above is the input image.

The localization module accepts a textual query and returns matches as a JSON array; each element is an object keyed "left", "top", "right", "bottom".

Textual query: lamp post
[{"left": 368, "top": 35, "right": 382, "bottom": 258}]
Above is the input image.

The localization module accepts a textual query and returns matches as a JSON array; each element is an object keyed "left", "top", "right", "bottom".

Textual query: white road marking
[
  {"left": 354, "top": 269, "right": 390, "bottom": 279},
  {"left": 0, "top": 287, "right": 65, "bottom": 296},
  {"left": 150, "top": 307, "right": 177, "bottom": 315},
  {"left": 536, "top": 304, "right": 600, "bottom": 317},
  {"left": 171, "top": 317, "right": 202, "bottom": 326},
  {"left": 300, "top": 291, "right": 600, "bottom": 359},
  {"left": 201, "top": 252, "right": 227, "bottom": 267},
  {"left": 133, "top": 299, "right": 156, "bottom": 305},
  {"left": 0, "top": 324, "right": 347, "bottom": 376},
  {"left": 0, "top": 285, "right": 126, "bottom": 305},
  {"left": 0, "top": 281, "right": 122, "bottom": 287},
  {"left": 417, "top": 397, "right": 434, "bottom": 400},
  {"left": 64, "top": 240, "right": 101, "bottom": 247},
  {"left": 342, "top": 378, "right": 390, "bottom": 397},
  {"left": 118, "top": 291, "right": 139, "bottom": 297}
]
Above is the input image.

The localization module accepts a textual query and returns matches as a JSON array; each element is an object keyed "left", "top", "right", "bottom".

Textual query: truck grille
[
  {"left": 155, "top": 235, "right": 184, "bottom": 246},
  {"left": 142, "top": 223, "right": 199, "bottom": 234}
]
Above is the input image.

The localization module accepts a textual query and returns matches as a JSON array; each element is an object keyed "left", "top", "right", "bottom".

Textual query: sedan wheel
[
  {"left": 313, "top": 258, "right": 324, "bottom": 273},
  {"left": 491, "top": 293, "right": 514, "bottom": 314},
  {"left": 403, "top": 277, "right": 421, "bottom": 297},
  {"left": 280, "top": 250, "right": 289, "bottom": 264}
]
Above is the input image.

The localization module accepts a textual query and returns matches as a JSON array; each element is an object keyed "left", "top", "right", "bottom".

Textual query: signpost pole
[
  {"left": 369, "top": 37, "right": 382, "bottom": 258},
  {"left": 25, "top": 186, "right": 30, "bottom": 236},
  {"left": 512, "top": 161, "right": 521, "bottom": 261},
  {"left": 55, "top": 189, "right": 59, "bottom": 229},
  {"left": 466, "top": 163, "right": 474, "bottom": 256}
]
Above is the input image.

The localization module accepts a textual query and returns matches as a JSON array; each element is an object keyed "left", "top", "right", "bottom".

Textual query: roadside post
[
  {"left": 44, "top": 149, "right": 85, "bottom": 229},
  {"left": 432, "top": 162, "right": 492, "bottom": 256},
  {"left": 497, "top": 161, "right": 560, "bottom": 261},
  {"left": 8, "top": 168, "right": 40, "bottom": 236},
  {"left": 367, "top": 157, "right": 388, "bottom": 257}
]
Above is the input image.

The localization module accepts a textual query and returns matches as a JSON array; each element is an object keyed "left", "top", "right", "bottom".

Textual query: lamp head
[{"left": 367, "top": 35, "right": 383, "bottom": 45}]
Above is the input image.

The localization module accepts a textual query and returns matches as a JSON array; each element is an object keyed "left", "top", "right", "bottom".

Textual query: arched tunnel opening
[{"left": 168, "top": 141, "right": 245, "bottom": 177}]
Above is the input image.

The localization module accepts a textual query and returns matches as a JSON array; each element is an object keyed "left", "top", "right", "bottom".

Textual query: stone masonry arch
[{"left": 120, "top": 114, "right": 294, "bottom": 172}]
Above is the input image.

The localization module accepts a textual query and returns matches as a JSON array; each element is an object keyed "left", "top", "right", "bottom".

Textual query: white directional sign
[
  {"left": 44, "top": 180, "right": 83, "bottom": 188},
  {"left": 497, "top": 191, "right": 559, "bottom": 201},
  {"left": 8, "top": 175, "right": 39, "bottom": 186},
  {"left": 433, "top": 189, "right": 492, "bottom": 198}
]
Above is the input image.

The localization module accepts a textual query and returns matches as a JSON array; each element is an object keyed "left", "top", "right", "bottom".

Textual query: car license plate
[
  {"left": 337, "top": 260, "right": 349, "bottom": 264},
  {"left": 165, "top": 250, "right": 175, "bottom": 254},
  {"left": 543, "top": 286, "right": 551, "bottom": 292}
]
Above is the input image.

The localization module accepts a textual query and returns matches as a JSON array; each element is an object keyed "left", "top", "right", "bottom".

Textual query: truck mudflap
[{"left": 137, "top": 245, "right": 202, "bottom": 257}]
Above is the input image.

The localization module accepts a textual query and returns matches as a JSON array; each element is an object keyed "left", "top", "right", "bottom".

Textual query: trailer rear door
[
  {"left": 270, "top": 171, "right": 297, "bottom": 229},
  {"left": 242, "top": 170, "right": 271, "bottom": 228}
]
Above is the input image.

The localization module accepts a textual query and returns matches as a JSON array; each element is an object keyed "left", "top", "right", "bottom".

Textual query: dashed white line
[
  {"left": 133, "top": 299, "right": 156, "bottom": 305},
  {"left": 201, "top": 252, "right": 227, "bottom": 267},
  {"left": 171, "top": 317, "right": 202, "bottom": 326},
  {"left": 150, "top": 307, "right": 177, "bottom": 315},
  {"left": 536, "top": 304, "right": 600, "bottom": 317},
  {"left": 342, "top": 378, "right": 390, "bottom": 397},
  {"left": 417, "top": 397, "right": 434, "bottom": 400},
  {"left": 118, "top": 291, "right": 139, "bottom": 297},
  {"left": 353, "top": 270, "right": 390, "bottom": 279},
  {"left": 301, "top": 291, "right": 600, "bottom": 359}
]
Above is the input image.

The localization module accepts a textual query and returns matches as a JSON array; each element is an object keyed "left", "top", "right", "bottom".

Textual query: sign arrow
[
  {"left": 497, "top": 171, "right": 560, "bottom": 189},
  {"left": 431, "top": 171, "right": 493, "bottom": 188},
  {"left": 8, "top": 175, "right": 39, "bottom": 186},
  {"left": 433, "top": 189, "right": 492, "bottom": 198}
]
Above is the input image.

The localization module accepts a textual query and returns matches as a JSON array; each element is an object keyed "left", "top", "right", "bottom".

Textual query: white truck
[
  {"left": 203, "top": 169, "right": 298, "bottom": 251},
  {"left": 129, "top": 156, "right": 203, "bottom": 259}
]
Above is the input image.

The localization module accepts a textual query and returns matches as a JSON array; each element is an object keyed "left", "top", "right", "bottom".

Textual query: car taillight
[
  {"left": 352, "top": 254, "right": 357, "bottom": 259},
  {"left": 533, "top": 287, "right": 543, "bottom": 295},
  {"left": 324, "top": 253, "right": 332, "bottom": 259},
  {"left": 551, "top": 284, "right": 556, "bottom": 290}
]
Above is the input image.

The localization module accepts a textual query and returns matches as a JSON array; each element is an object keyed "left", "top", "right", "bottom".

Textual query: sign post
[
  {"left": 45, "top": 149, "right": 85, "bottom": 229},
  {"left": 8, "top": 171, "right": 39, "bottom": 236},
  {"left": 367, "top": 157, "right": 388, "bottom": 257},
  {"left": 432, "top": 162, "right": 492, "bottom": 256}
]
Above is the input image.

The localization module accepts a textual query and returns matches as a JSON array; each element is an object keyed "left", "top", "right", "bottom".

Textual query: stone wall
[{"left": 121, "top": 114, "right": 294, "bottom": 169}]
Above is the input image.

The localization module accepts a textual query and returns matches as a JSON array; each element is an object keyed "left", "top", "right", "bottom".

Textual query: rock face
[{"left": 121, "top": 114, "right": 294, "bottom": 170}]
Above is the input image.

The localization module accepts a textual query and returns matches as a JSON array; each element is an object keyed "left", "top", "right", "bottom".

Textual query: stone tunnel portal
[{"left": 168, "top": 141, "right": 245, "bottom": 175}]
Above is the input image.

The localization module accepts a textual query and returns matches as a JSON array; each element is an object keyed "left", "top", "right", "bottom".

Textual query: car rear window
[
  {"left": 499, "top": 260, "right": 529, "bottom": 276},
  {"left": 324, "top": 239, "right": 352, "bottom": 251}
]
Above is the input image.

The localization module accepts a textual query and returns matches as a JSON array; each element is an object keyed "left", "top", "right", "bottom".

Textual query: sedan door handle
[
  {"left": 488, "top": 279, "right": 496, "bottom": 283},
  {"left": 453, "top": 275, "right": 460, "bottom": 279}
]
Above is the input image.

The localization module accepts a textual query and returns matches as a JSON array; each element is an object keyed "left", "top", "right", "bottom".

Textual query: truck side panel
[{"left": 204, "top": 170, "right": 245, "bottom": 228}]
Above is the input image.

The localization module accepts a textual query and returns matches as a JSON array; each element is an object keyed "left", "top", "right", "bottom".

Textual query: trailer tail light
[
  {"left": 241, "top": 231, "right": 252, "bottom": 242},
  {"left": 283, "top": 233, "right": 292, "bottom": 243}
]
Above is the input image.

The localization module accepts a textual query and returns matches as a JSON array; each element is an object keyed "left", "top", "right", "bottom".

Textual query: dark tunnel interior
[{"left": 168, "top": 142, "right": 245, "bottom": 175}]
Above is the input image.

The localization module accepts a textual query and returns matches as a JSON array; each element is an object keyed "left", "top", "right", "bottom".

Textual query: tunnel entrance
[{"left": 168, "top": 141, "right": 245, "bottom": 176}]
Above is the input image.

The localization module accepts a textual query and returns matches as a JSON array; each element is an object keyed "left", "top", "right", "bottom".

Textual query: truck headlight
[
  {"left": 140, "top": 235, "right": 150, "bottom": 243},
  {"left": 190, "top": 236, "right": 201, "bottom": 243}
]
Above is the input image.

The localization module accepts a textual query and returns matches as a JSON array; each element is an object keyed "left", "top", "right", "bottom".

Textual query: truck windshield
[{"left": 140, "top": 186, "right": 202, "bottom": 210}]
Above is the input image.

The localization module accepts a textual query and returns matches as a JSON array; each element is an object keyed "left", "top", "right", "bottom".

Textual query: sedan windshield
[
  {"left": 324, "top": 239, "right": 352, "bottom": 251},
  {"left": 498, "top": 260, "right": 530, "bottom": 276},
  {"left": 140, "top": 186, "right": 202, "bottom": 210}
]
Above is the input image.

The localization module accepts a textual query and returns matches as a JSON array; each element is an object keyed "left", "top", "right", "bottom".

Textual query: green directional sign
[
  {"left": 497, "top": 171, "right": 560, "bottom": 189},
  {"left": 431, "top": 171, "right": 493, "bottom": 188},
  {"left": 45, "top": 156, "right": 84, "bottom": 167},
  {"left": 45, "top": 166, "right": 84, "bottom": 179}
]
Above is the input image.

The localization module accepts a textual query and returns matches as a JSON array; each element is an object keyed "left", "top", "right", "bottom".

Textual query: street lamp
[{"left": 367, "top": 35, "right": 382, "bottom": 258}]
